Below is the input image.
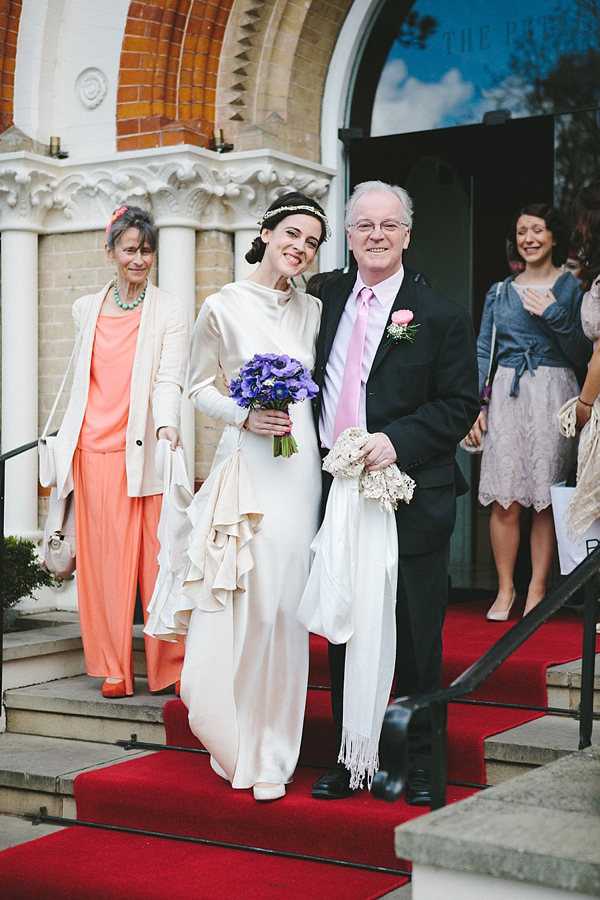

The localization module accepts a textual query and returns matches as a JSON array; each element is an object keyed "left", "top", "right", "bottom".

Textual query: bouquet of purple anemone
[{"left": 229, "top": 353, "right": 319, "bottom": 458}]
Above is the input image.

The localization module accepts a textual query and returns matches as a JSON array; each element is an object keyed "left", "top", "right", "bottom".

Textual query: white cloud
[
  {"left": 471, "top": 75, "right": 532, "bottom": 122},
  {"left": 370, "top": 58, "right": 475, "bottom": 136}
]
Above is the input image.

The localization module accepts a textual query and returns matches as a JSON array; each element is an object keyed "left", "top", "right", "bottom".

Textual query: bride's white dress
[{"left": 179, "top": 280, "right": 322, "bottom": 789}]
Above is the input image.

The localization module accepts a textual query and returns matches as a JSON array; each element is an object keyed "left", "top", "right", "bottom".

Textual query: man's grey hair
[{"left": 345, "top": 180, "right": 413, "bottom": 231}]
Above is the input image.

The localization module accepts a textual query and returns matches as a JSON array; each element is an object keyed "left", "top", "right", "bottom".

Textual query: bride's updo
[{"left": 245, "top": 191, "right": 329, "bottom": 264}]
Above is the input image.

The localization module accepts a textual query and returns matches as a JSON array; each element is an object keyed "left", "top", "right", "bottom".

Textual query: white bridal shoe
[
  {"left": 253, "top": 782, "right": 286, "bottom": 801},
  {"left": 486, "top": 589, "right": 517, "bottom": 622}
]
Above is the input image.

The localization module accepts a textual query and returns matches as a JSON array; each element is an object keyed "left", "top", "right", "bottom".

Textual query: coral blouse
[{"left": 78, "top": 309, "right": 142, "bottom": 452}]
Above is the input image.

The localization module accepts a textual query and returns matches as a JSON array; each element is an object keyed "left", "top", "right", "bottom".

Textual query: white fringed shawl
[{"left": 297, "top": 428, "right": 415, "bottom": 789}]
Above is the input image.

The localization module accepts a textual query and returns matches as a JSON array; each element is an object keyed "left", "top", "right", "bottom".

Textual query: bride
[{"left": 179, "top": 192, "right": 328, "bottom": 801}]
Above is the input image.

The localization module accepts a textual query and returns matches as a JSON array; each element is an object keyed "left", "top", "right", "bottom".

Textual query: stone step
[
  {"left": 5, "top": 675, "right": 596, "bottom": 784},
  {"left": 484, "top": 715, "right": 600, "bottom": 785},
  {"left": 2, "top": 613, "right": 86, "bottom": 700},
  {"left": 394, "top": 747, "right": 600, "bottom": 898},
  {"left": 0, "top": 731, "right": 153, "bottom": 819},
  {"left": 3, "top": 613, "right": 151, "bottom": 691},
  {"left": 5, "top": 674, "right": 175, "bottom": 745},
  {"left": 547, "top": 655, "right": 600, "bottom": 714}
]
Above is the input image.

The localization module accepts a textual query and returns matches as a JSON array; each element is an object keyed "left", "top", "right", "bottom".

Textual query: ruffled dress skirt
[{"left": 479, "top": 365, "right": 578, "bottom": 511}]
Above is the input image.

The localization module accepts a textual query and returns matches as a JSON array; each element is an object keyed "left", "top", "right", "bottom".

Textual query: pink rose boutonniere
[{"left": 385, "top": 309, "right": 419, "bottom": 345}]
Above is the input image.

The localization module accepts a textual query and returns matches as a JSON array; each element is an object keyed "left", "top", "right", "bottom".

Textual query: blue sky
[{"left": 371, "top": 0, "right": 586, "bottom": 135}]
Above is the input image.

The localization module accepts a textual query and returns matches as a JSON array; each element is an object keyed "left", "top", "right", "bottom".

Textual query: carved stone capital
[{"left": 0, "top": 148, "right": 335, "bottom": 235}]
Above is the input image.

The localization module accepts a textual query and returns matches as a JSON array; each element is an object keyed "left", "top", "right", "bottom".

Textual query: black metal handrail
[
  {"left": 0, "top": 435, "right": 51, "bottom": 700},
  {"left": 373, "top": 546, "right": 600, "bottom": 809}
]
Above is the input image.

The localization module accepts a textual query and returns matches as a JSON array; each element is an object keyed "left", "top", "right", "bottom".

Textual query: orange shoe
[
  {"left": 101, "top": 679, "right": 127, "bottom": 698},
  {"left": 174, "top": 680, "right": 181, "bottom": 696}
]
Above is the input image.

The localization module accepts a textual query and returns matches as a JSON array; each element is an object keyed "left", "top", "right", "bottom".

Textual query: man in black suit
[{"left": 311, "top": 180, "right": 479, "bottom": 804}]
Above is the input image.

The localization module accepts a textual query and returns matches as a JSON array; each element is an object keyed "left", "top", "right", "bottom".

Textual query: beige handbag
[{"left": 43, "top": 488, "right": 76, "bottom": 578}]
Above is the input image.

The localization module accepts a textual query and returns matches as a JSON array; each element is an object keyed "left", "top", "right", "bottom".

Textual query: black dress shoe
[
  {"left": 311, "top": 762, "right": 354, "bottom": 799},
  {"left": 405, "top": 768, "right": 431, "bottom": 806}
]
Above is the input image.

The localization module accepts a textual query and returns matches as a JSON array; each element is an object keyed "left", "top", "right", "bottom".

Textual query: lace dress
[{"left": 479, "top": 282, "right": 579, "bottom": 511}]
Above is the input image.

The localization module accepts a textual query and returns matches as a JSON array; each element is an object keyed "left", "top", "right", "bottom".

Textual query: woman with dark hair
[
  {"left": 52, "top": 206, "right": 187, "bottom": 696},
  {"left": 175, "top": 192, "right": 328, "bottom": 801},
  {"left": 465, "top": 203, "right": 592, "bottom": 619}
]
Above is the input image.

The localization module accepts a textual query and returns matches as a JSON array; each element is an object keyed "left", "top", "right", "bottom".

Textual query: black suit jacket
[{"left": 313, "top": 267, "right": 480, "bottom": 555}]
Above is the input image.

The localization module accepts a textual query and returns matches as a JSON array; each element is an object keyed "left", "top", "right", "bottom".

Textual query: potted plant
[{"left": 2, "top": 536, "right": 56, "bottom": 630}]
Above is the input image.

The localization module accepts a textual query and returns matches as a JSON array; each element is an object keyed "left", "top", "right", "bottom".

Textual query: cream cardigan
[{"left": 53, "top": 280, "right": 189, "bottom": 500}]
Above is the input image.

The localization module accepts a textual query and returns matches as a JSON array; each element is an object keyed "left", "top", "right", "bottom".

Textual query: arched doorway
[{"left": 340, "top": 0, "right": 599, "bottom": 589}]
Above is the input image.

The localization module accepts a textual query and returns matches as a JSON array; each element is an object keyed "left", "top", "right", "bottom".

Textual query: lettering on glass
[{"left": 442, "top": 15, "right": 560, "bottom": 55}]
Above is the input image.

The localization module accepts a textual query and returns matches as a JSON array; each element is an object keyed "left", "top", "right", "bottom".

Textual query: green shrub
[{"left": 2, "top": 536, "right": 56, "bottom": 611}]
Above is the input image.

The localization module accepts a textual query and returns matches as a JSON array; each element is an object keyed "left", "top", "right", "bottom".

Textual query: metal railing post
[
  {"left": 0, "top": 457, "right": 5, "bottom": 701},
  {"left": 579, "top": 573, "right": 598, "bottom": 749},
  {"left": 430, "top": 700, "right": 448, "bottom": 810}
]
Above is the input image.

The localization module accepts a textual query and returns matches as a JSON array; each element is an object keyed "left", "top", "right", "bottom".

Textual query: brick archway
[
  {"left": 0, "top": 0, "right": 23, "bottom": 131},
  {"left": 116, "top": 0, "right": 355, "bottom": 161},
  {"left": 215, "top": 0, "right": 355, "bottom": 161},
  {"left": 117, "top": 0, "right": 234, "bottom": 151}
]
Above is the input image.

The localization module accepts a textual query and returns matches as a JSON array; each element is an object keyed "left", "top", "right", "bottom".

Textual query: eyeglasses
[{"left": 348, "top": 219, "right": 409, "bottom": 235}]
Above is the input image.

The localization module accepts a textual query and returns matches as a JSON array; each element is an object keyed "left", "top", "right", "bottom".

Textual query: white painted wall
[
  {"left": 14, "top": 0, "right": 130, "bottom": 158},
  {"left": 319, "top": 0, "right": 387, "bottom": 271},
  {"left": 413, "top": 865, "right": 591, "bottom": 900}
]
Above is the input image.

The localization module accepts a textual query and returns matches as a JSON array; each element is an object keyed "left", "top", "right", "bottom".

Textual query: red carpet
[
  {"left": 0, "top": 827, "right": 405, "bottom": 900},
  {"left": 0, "top": 597, "right": 595, "bottom": 898}
]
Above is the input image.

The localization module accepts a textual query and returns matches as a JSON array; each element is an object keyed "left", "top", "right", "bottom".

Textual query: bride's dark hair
[{"left": 245, "top": 191, "right": 328, "bottom": 264}]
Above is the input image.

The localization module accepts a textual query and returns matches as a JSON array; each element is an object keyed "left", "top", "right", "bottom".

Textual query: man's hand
[
  {"left": 361, "top": 432, "right": 397, "bottom": 471},
  {"left": 157, "top": 426, "right": 182, "bottom": 450}
]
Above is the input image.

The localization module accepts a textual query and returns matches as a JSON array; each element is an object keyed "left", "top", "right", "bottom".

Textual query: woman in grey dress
[{"left": 465, "top": 204, "right": 592, "bottom": 620}]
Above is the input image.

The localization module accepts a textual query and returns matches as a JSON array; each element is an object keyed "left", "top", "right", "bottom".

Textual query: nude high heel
[
  {"left": 486, "top": 589, "right": 517, "bottom": 622},
  {"left": 253, "top": 783, "right": 286, "bottom": 801}
]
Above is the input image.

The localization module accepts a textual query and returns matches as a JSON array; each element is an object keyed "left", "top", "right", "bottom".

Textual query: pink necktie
[{"left": 333, "top": 287, "right": 374, "bottom": 443}]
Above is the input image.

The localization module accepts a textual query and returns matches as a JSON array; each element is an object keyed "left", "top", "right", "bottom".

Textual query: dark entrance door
[
  {"left": 349, "top": 114, "right": 555, "bottom": 328},
  {"left": 348, "top": 115, "right": 556, "bottom": 589}
]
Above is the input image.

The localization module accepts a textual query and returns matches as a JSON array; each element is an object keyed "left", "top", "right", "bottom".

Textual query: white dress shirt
[{"left": 319, "top": 266, "right": 405, "bottom": 449}]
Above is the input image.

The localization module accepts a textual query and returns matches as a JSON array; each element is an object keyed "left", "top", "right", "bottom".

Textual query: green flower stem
[{"left": 273, "top": 434, "right": 299, "bottom": 458}]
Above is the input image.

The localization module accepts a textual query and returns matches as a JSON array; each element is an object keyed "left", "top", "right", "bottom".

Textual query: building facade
[{"left": 1, "top": 0, "right": 597, "bottom": 589}]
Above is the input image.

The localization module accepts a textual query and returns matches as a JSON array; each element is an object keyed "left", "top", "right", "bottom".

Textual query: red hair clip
[{"left": 106, "top": 206, "right": 129, "bottom": 234}]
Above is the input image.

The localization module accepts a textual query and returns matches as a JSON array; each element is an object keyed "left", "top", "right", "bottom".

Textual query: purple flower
[
  {"left": 272, "top": 381, "right": 290, "bottom": 401},
  {"left": 270, "top": 355, "right": 299, "bottom": 377}
]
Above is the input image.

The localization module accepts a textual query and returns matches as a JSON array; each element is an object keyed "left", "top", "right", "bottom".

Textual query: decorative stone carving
[
  {"left": 75, "top": 68, "right": 108, "bottom": 110},
  {"left": 0, "top": 167, "right": 59, "bottom": 230},
  {"left": 0, "top": 148, "right": 335, "bottom": 234}
]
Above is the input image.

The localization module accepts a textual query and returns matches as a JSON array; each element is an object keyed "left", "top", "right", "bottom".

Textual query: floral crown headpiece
[
  {"left": 258, "top": 205, "right": 330, "bottom": 241},
  {"left": 106, "top": 206, "right": 129, "bottom": 234}
]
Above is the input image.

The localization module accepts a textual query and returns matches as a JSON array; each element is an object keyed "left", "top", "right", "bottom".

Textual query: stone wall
[{"left": 193, "top": 228, "right": 234, "bottom": 483}]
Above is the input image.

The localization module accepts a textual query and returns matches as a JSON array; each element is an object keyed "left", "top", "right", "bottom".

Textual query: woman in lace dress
[
  {"left": 178, "top": 192, "right": 328, "bottom": 802},
  {"left": 465, "top": 204, "right": 592, "bottom": 619},
  {"left": 573, "top": 181, "right": 600, "bottom": 431},
  {"left": 563, "top": 181, "right": 600, "bottom": 540}
]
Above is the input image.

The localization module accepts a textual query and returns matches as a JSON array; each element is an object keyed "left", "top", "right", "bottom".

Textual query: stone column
[
  {"left": 157, "top": 225, "right": 196, "bottom": 482},
  {"left": 234, "top": 228, "right": 258, "bottom": 281},
  {"left": 1, "top": 229, "right": 40, "bottom": 538}
]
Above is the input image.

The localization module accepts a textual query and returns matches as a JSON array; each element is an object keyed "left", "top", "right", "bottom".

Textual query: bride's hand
[
  {"left": 463, "top": 411, "right": 487, "bottom": 448},
  {"left": 245, "top": 409, "right": 291, "bottom": 436}
]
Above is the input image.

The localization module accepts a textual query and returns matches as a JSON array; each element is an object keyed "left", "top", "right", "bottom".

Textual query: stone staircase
[
  {"left": 1, "top": 609, "right": 599, "bottom": 900},
  {"left": 1, "top": 610, "right": 599, "bottom": 826}
]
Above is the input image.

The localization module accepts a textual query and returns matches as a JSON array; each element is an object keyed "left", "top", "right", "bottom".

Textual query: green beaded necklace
[{"left": 114, "top": 281, "right": 147, "bottom": 310}]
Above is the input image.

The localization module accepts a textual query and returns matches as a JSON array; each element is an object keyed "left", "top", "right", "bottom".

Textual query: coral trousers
[{"left": 73, "top": 448, "right": 183, "bottom": 694}]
